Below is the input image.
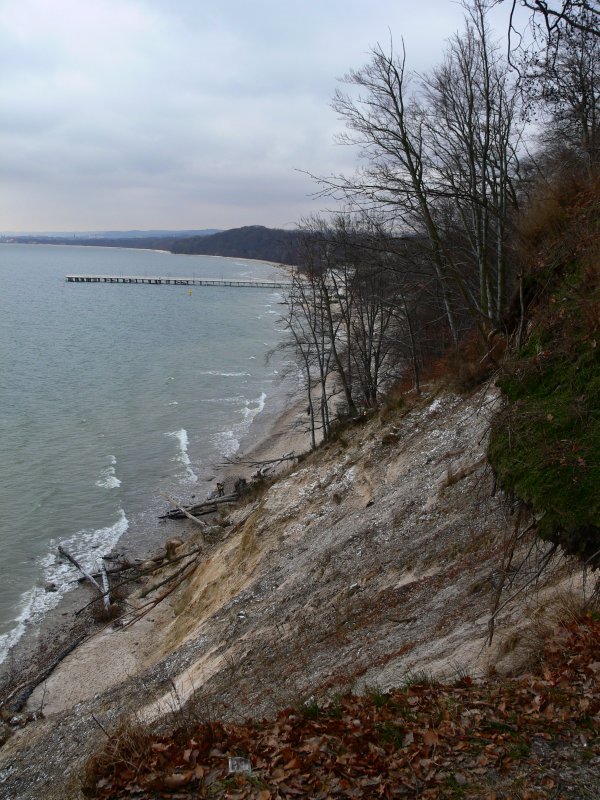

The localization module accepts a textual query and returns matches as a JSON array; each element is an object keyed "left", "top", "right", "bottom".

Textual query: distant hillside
[
  {"left": 77, "top": 229, "right": 221, "bottom": 239},
  {"left": 170, "top": 225, "right": 303, "bottom": 265},
  {"left": 3, "top": 225, "right": 304, "bottom": 265}
]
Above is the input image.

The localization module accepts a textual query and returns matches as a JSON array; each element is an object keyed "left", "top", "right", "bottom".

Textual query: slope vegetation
[{"left": 489, "top": 181, "right": 600, "bottom": 565}]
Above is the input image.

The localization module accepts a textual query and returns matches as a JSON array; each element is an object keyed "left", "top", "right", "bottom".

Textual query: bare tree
[
  {"left": 500, "top": 0, "right": 599, "bottom": 41},
  {"left": 326, "top": 43, "right": 464, "bottom": 342},
  {"left": 282, "top": 267, "right": 336, "bottom": 446},
  {"left": 528, "top": 7, "right": 600, "bottom": 168},
  {"left": 299, "top": 218, "right": 359, "bottom": 417},
  {"left": 318, "top": 0, "right": 521, "bottom": 333},
  {"left": 424, "top": 0, "right": 522, "bottom": 321},
  {"left": 285, "top": 212, "right": 431, "bottom": 426}
]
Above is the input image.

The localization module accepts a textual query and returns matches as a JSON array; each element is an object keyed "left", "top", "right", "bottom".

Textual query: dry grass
[
  {"left": 83, "top": 715, "right": 152, "bottom": 792},
  {"left": 494, "top": 589, "right": 595, "bottom": 675},
  {"left": 428, "top": 331, "right": 502, "bottom": 393},
  {"left": 515, "top": 172, "right": 599, "bottom": 265}
]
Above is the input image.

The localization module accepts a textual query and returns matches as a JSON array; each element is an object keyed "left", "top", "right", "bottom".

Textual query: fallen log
[
  {"left": 159, "top": 492, "right": 211, "bottom": 525},
  {"left": 159, "top": 493, "right": 239, "bottom": 520},
  {"left": 74, "top": 544, "right": 204, "bottom": 618},
  {"left": 139, "top": 554, "right": 199, "bottom": 599},
  {"left": 122, "top": 560, "right": 200, "bottom": 629},
  {"left": 100, "top": 563, "right": 111, "bottom": 610},
  {"left": 216, "top": 452, "right": 297, "bottom": 469},
  {"left": 58, "top": 546, "right": 108, "bottom": 609}
]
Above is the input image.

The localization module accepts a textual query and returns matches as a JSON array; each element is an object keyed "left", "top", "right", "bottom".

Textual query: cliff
[
  {"left": 0, "top": 380, "right": 592, "bottom": 798},
  {"left": 1, "top": 182, "right": 598, "bottom": 796}
]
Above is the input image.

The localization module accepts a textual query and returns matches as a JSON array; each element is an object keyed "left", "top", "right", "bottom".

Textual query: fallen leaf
[
  {"left": 162, "top": 770, "right": 194, "bottom": 789},
  {"left": 423, "top": 729, "right": 440, "bottom": 747}
]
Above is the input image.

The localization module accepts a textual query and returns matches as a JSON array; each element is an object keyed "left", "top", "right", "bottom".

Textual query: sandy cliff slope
[{"left": 0, "top": 387, "right": 581, "bottom": 799}]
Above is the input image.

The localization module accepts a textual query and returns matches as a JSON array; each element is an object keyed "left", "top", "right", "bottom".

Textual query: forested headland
[{"left": 5, "top": 225, "right": 304, "bottom": 266}]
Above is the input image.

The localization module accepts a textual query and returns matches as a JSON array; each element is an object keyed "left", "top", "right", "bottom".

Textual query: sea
[{"left": 0, "top": 244, "right": 291, "bottom": 663}]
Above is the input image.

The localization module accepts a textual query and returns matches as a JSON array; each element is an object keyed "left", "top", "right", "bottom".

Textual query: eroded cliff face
[
  {"left": 0, "top": 387, "right": 581, "bottom": 799},
  {"left": 139, "top": 386, "right": 577, "bottom": 725}
]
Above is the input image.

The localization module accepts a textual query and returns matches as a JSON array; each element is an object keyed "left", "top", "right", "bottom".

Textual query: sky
[{"left": 0, "top": 0, "right": 520, "bottom": 233}]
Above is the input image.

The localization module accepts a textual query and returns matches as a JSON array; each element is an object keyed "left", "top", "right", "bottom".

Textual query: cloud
[{"left": 0, "top": 0, "right": 518, "bottom": 231}]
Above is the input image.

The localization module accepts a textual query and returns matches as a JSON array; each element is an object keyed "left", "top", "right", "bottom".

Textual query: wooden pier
[{"left": 65, "top": 274, "right": 292, "bottom": 289}]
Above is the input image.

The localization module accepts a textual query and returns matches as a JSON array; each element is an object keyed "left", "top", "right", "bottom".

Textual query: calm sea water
[{"left": 0, "top": 244, "right": 288, "bottom": 662}]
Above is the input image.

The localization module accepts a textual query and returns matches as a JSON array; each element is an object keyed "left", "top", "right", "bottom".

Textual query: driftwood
[
  {"left": 217, "top": 452, "right": 297, "bottom": 470},
  {"left": 159, "top": 492, "right": 239, "bottom": 520},
  {"left": 139, "top": 555, "right": 199, "bottom": 599},
  {"left": 74, "top": 544, "right": 204, "bottom": 617},
  {"left": 159, "top": 491, "right": 211, "bottom": 525},
  {"left": 102, "top": 557, "right": 135, "bottom": 575},
  {"left": 122, "top": 561, "right": 199, "bottom": 629},
  {"left": 58, "top": 546, "right": 108, "bottom": 610},
  {"left": 100, "top": 563, "right": 111, "bottom": 609}
]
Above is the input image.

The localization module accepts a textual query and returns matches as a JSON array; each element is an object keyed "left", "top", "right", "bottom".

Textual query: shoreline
[
  {"left": 0, "top": 247, "right": 295, "bottom": 678},
  {"left": 0, "top": 377, "right": 309, "bottom": 711},
  {"left": 0, "top": 241, "right": 297, "bottom": 270}
]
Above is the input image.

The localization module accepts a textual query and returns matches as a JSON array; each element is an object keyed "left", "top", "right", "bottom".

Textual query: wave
[
  {"left": 95, "top": 455, "right": 122, "bottom": 489},
  {"left": 210, "top": 429, "right": 240, "bottom": 458},
  {"left": 0, "top": 509, "right": 129, "bottom": 665},
  {"left": 165, "top": 428, "right": 198, "bottom": 483},
  {"left": 199, "top": 395, "right": 245, "bottom": 404},
  {"left": 210, "top": 392, "right": 267, "bottom": 458},
  {"left": 199, "top": 370, "right": 250, "bottom": 377}
]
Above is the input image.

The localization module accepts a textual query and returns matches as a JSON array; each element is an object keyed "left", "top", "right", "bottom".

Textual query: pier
[{"left": 65, "top": 274, "right": 292, "bottom": 289}]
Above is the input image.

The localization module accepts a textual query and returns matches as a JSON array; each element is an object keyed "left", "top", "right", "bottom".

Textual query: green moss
[{"left": 489, "top": 250, "right": 600, "bottom": 564}]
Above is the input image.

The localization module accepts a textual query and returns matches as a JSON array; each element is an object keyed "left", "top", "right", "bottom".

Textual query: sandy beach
[{"left": 0, "top": 377, "right": 310, "bottom": 717}]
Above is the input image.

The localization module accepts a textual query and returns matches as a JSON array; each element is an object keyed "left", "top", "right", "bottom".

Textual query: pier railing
[{"left": 65, "top": 275, "right": 292, "bottom": 289}]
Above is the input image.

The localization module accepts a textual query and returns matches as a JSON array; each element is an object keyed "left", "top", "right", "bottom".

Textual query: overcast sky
[{"left": 0, "top": 0, "right": 518, "bottom": 233}]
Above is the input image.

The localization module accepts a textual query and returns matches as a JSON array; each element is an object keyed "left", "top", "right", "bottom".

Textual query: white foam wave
[
  {"left": 0, "top": 509, "right": 129, "bottom": 665},
  {"left": 210, "top": 430, "right": 240, "bottom": 458},
  {"left": 166, "top": 428, "right": 198, "bottom": 483},
  {"left": 95, "top": 456, "right": 122, "bottom": 489},
  {"left": 168, "top": 401, "right": 179, "bottom": 406},
  {"left": 200, "top": 396, "right": 245, "bottom": 404},
  {"left": 241, "top": 392, "right": 267, "bottom": 425},
  {"left": 199, "top": 370, "right": 250, "bottom": 377},
  {"left": 96, "top": 470, "right": 121, "bottom": 489},
  {"left": 210, "top": 392, "right": 267, "bottom": 458}
]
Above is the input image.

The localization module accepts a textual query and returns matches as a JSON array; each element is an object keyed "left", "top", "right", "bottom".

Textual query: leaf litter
[{"left": 88, "top": 614, "right": 599, "bottom": 798}]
